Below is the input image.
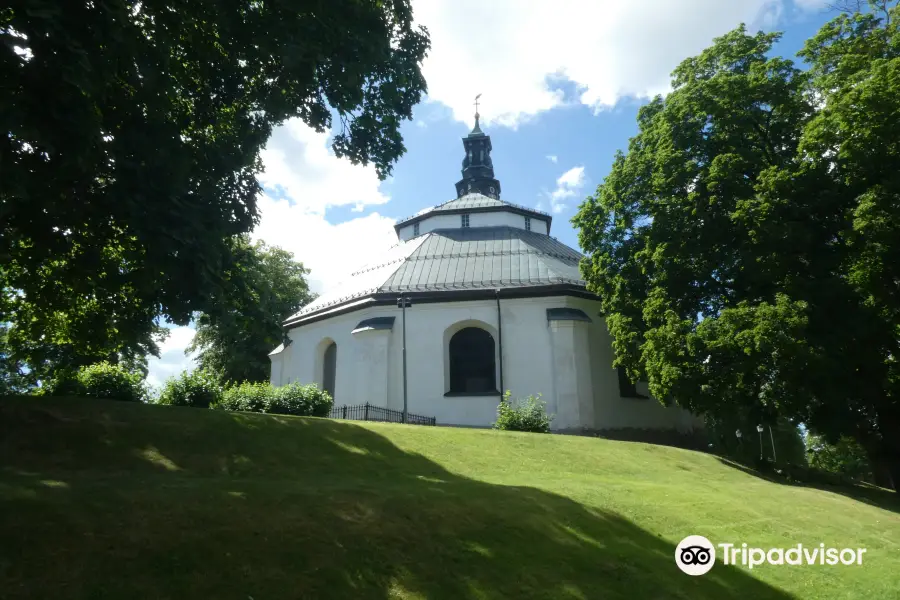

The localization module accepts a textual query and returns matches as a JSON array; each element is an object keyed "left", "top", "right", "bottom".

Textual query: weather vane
[{"left": 474, "top": 93, "right": 482, "bottom": 121}]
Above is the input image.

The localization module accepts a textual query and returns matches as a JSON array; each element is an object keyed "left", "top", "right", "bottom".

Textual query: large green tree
[
  {"left": 574, "top": 5, "right": 900, "bottom": 489},
  {"left": 187, "top": 236, "right": 313, "bottom": 384},
  {"left": 1, "top": 0, "right": 428, "bottom": 371}
]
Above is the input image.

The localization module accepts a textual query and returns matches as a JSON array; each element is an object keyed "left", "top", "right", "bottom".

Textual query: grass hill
[{"left": 1, "top": 396, "right": 897, "bottom": 600}]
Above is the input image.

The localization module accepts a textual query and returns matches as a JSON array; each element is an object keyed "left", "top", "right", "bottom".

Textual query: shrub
[
  {"left": 157, "top": 369, "right": 223, "bottom": 408},
  {"left": 267, "top": 382, "right": 333, "bottom": 417},
  {"left": 78, "top": 362, "right": 148, "bottom": 402},
  {"left": 38, "top": 370, "right": 83, "bottom": 397},
  {"left": 215, "top": 381, "right": 333, "bottom": 417},
  {"left": 493, "top": 391, "right": 553, "bottom": 433},
  {"left": 219, "top": 381, "right": 272, "bottom": 412},
  {"left": 42, "top": 362, "right": 147, "bottom": 402}
]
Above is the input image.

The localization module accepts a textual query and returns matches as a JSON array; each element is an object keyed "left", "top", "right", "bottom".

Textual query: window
[
  {"left": 461, "top": 213, "right": 470, "bottom": 228},
  {"left": 413, "top": 222, "right": 419, "bottom": 236},
  {"left": 449, "top": 327, "right": 496, "bottom": 393},
  {"left": 525, "top": 216, "right": 531, "bottom": 231},
  {"left": 323, "top": 341, "right": 337, "bottom": 399}
]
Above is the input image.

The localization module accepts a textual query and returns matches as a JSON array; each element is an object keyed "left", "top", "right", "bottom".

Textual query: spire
[
  {"left": 456, "top": 94, "right": 501, "bottom": 199},
  {"left": 470, "top": 94, "right": 484, "bottom": 135}
]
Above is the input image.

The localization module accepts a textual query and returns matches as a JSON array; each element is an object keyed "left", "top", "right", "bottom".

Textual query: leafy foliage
[
  {"left": 494, "top": 391, "right": 553, "bottom": 433},
  {"left": 41, "top": 361, "right": 148, "bottom": 403},
  {"left": 806, "top": 434, "right": 874, "bottom": 482},
  {"left": 219, "top": 381, "right": 271, "bottom": 413},
  {"left": 218, "top": 381, "right": 332, "bottom": 417},
  {"left": 1, "top": 0, "right": 428, "bottom": 376},
  {"left": 573, "top": 5, "right": 900, "bottom": 489},
  {"left": 188, "top": 237, "right": 314, "bottom": 384},
  {"left": 268, "top": 382, "right": 333, "bottom": 417},
  {"left": 0, "top": 323, "right": 31, "bottom": 395},
  {"left": 157, "top": 369, "right": 224, "bottom": 409}
]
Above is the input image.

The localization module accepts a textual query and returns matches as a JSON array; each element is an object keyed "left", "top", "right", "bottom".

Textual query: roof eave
[
  {"left": 283, "top": 284, "right": 597, "bottom": 330},
  {"left": 394, "top": 204, "right": 553, "bottom": 233}
]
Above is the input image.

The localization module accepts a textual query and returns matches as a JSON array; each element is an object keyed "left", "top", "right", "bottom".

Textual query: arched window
[
  {"left": 323, "top": 341, "right": 337, "bottom": 399},
  {"left": 449, "top": 327, "right": 496, "bottom": 393}
]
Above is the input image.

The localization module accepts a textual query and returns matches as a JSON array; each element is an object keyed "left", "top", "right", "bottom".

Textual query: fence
[{"left": 330, "top": 403, "right": 436, "bottom": 426}]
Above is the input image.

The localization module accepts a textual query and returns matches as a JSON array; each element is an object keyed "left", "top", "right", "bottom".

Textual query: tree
[
  {"left": 187, "top": 236, "right": 314, "bottom": 384},
  {"left": 806, "top": 433, "right": 873, "bottom": 482},
  {"left": 0, "top": 323, "right": 31, "bottom": 394},
  {"left": 1, "top": 266, "right": 169, "bottom": 389},
  {"left": 1, "top": 0, "right": 428, "bottom": 370},
  {"left": 574, "top": 5, "right": 900, "bottom": 489}
]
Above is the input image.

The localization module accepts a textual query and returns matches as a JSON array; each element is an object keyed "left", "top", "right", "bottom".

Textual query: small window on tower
[
  {"left": 525, "top": 216, "right": 531, "bottom": 231},
  {"left": 461, "top": 214, "right": 470, "bottom": 228},
  {"left": 413, "top": 222, "right": 420, "bottom": 236}
]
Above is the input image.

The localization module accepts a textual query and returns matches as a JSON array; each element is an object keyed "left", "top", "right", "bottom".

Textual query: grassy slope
[{"left": 0, "top": 397, "right": 897, "bottom": 600}]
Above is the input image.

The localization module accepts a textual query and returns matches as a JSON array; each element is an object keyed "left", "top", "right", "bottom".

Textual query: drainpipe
[
  {"left": 495, "top": 289, "right": 504, "bottom": 395},
  {"left": 400, "top": 293, "right": 408, "bottom": 424}
]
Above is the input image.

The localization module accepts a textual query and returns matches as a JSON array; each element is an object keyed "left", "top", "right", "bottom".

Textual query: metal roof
[
  {"left": 546, "top": 308, "right": 593, "bottom": 322},
  {"left": 285, "top": 226, "right": 589, "bottom": 325},
  {"left": 351, "top": 316, "right": 396, "bottom": 334},
  {"left": 394, "top": 193, "right": 551, "bottom": 230}
]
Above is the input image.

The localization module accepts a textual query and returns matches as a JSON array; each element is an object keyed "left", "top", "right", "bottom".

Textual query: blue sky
[{"left": 148, "top": 0, "right": 839, "bottom": 386}]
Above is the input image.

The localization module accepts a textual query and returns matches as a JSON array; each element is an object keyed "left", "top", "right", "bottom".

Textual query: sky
[{"left": 146, "top": 0, "right": 839, "bottom": 388}]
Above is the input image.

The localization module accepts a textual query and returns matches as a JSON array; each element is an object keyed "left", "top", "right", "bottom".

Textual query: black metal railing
[{"left": 330, "top": 403, "right": 436, "bottom": 426}]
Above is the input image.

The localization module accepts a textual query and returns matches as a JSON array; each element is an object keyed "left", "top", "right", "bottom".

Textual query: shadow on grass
[
  {"left": 0, "top": 397, "right": 794, "bottom": 600},
  {"left": 714, "top": 456, "right": 899, "bottom": 516}
]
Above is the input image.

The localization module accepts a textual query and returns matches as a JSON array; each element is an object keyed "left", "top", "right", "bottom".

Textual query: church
[{"left": 269, "top": 112, "right": 699, "bottom": 433}]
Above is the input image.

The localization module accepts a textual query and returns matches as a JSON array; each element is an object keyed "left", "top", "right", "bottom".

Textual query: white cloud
[
  {"left": 413, "top": 0, "right": 788, "bottom": 127},
  {"left": 253, "top": 119, "right": 401, "bottom": 295},
  {"left": 259, "top": 120, "right": 389, "bottom": 216},
  {"left": 146, "top": 326, "right": 198, "bottom": 389},
  {"left": 254, "top": 194, "right": 398, "bottom": 295},
  {"left": 546, "top": 154, "right": 558, "bottom": 163},
  {"left": 547, "top": 166, "right": 587, "bottom": 214}
]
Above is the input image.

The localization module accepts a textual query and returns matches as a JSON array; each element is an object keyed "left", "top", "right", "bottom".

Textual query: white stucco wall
[
  {"left": 397, "top": 211, "right": 550, "bottom": 241},
  {"left": 567, "top": 296, "right": 703, "bottom": 433},
  {"left": 272, "top": 295, "right": 700, "bottom": 432}
]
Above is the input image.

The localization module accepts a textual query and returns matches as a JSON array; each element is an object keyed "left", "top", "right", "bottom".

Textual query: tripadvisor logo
[
  {"left": 676, "top": 535, "right": 716, "bottom": 576},
  {"left": 675, "top": 535, "right": 868, "bottom": 575}
]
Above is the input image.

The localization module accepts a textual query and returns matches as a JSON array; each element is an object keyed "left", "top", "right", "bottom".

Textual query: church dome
[{"left": 283, "top": 117, "right": 593, "bottom": 328}]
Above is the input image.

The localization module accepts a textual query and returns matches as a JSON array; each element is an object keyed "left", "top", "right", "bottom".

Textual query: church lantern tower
[{"left": 455, "top": 96, "right": 502, "bottom": 199}]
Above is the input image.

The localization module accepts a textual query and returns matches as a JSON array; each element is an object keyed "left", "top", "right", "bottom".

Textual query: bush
[
  {"left": 157, "top": 369, "right": 223, "bottom": 408},
  {"left": 267, "top": 382, "right": 333, "bottom": 417},
  {"left": 219, "top": 381, "right": 271, "bottom": 412},
  {"left": 493, "top": 391, "right": 553, "bottom": 433},
  {"left": 42, "top": 361, "right": 147, "bottom": 402},
  {"left": 216, "top": 381, "right": 332, "bottom": 417}
]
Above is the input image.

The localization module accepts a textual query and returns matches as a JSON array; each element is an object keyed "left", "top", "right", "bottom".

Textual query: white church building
[{"left": 270, "top": 115, "right": 698, "bottom": 433}]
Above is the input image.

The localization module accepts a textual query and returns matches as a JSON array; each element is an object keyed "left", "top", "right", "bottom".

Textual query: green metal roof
[{"left": 285, "top": 226, "right": 589, "bottom": 325}]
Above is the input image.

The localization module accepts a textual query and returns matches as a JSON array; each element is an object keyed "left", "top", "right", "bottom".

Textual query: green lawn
[{"left": 1, "top": 397, "right": 897, "bottom": 599}]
